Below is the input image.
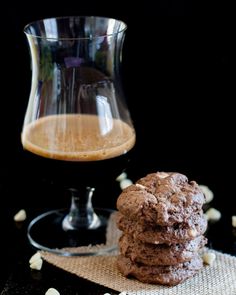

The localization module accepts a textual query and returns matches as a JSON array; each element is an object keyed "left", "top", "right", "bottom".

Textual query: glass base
[{"left": 27, "top": 208, "right": 119, "bottom": 256}]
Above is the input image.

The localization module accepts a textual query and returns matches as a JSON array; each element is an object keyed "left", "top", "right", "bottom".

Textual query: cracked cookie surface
[{"left": 117, "top": 172, "right": 205, "bottom": 226}]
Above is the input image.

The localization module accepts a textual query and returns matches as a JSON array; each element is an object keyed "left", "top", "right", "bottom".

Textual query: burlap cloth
[{"left": 40, "top": 213, "right": 236, "bottom": 294}]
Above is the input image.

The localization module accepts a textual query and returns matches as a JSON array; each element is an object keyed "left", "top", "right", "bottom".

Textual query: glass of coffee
[{"left": 22, "top": 16, "right": 135, "bottom": 256}]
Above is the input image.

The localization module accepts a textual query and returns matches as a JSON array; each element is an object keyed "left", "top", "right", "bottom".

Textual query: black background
[
  {"left": 1, "top": 2, "right": 234, "bottom": 209},
  {"left": 0, "top": 1, "right": 235, "bottom": 293}
]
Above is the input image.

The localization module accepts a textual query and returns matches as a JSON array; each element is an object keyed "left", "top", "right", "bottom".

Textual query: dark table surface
[{"left": 0, "top": 167, "right": 121, "bottom": 295}]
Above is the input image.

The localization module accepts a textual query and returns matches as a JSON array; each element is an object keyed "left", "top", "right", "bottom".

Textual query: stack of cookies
[{"left": 116, "top": 172, "right": 207, "bottom": 286}]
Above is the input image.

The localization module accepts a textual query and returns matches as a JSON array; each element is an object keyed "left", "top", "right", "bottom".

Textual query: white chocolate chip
[
  {"left": 103, "top": 293, "right": 111, "bottom": 295},
  {"left": 29, "top": 251, "right": 43, "bottom": 270},
  {"left": 232, "top": 216, "right": 236, "bottom": 227},
  {"left": 14, "top": 209, "right": 27, "bottom": 222},
  {"left": 29, "top": 252, "right": 41, "bottom": 264},
  {"left": 120, "top": 179, "right": 133, "bottom": 190},
  {"left": 116, "top": 172, "right": 127, "bottom": 182},
  {"left": 135, "top": 184, "right": 146, "bottom": 189},
  {"left": 199, "top": 185, "right": 214, "bottom": 203},
  {"left": 188, "top": 229, "right": 197, "bottom": 238},
  {"left": 157, "top": 172, "right": 169, "bottom": 178},
  {"left": 205, "top": 208, "right": 221, "bottom": 221},
  {"left": 119, "top": 292, "right": 127, "bottom": 295},
  {"left": 202, "top": 252, "right": 216, "bottom": 265},
  {"left": 45, "top": 288, "right": 60, "bottom": 295},
  {"left": 30, "top": 258, "right": 43, "bottom": 270}
]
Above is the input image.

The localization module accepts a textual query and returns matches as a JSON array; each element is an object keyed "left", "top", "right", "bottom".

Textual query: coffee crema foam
[{"left": 22, "top": 114, "right": 136, "bottom": 161}]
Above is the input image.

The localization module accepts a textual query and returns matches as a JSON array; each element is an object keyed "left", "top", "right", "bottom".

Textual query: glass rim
[{"left": 23, "top": 15, "right": 127, "bottom": 41}]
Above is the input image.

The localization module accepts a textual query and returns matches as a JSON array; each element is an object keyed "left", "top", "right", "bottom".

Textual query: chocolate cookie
[
  {"left": 117, "top": 211, "right": 207, "bottom": 244},
  {"left": 117, "top": 172, "right": 205, "bottom": 226},
  {"left": 117, "top": 254, "right": 203, "bottom": 286},
  {"left": 119, "top": 234, "right": 207, "bottom": 266}
]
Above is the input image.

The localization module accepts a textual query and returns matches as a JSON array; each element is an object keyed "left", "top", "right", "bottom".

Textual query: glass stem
[{"left": 62, "top": 187, "right": 101, "bottom": 231}]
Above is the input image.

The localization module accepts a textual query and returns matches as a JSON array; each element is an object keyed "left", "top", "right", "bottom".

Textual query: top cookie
[{"left": 117, "top": 172, "right": 205, "bottom": 226}]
